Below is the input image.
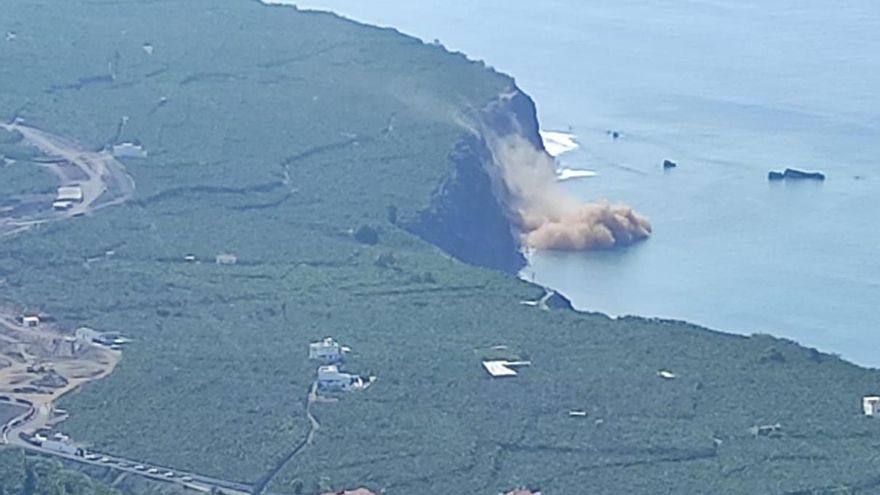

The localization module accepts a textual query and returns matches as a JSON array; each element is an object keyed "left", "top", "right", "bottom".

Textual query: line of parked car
[{"left": 80, "top": 452, "right": 194, "bottom": 482}]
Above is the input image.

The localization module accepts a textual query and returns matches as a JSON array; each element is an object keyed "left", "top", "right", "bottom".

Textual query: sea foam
[{"left": 539, "top": 130, "right": 597, "bottom": 181}]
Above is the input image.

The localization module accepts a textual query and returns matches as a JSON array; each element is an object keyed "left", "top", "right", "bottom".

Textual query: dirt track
[{"left": 0, "top": 121, "right": 135, "bottom": 237}]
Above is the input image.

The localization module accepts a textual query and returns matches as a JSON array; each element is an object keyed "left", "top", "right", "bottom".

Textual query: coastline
[
  {"left": 3, "top": 1, "right": 880, "bottom": 493},
  {"left": 280, "top": 1, "right": 877, "bottom": 371}
]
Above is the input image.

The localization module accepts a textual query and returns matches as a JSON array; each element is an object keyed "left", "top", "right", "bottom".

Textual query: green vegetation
[
  {"left": 0, "top": 447, "right": 120, "bottom": 495},
  {"left": 1, "top": 1, "right": 879, "bottom": 494}
]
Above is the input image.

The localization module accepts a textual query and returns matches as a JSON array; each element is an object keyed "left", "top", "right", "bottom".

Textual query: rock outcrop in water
[{"left": 768, "top": 168, "right": 826, "bottom": 181}]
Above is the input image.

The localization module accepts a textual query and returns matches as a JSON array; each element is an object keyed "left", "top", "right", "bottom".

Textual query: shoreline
[{"left": 268, "top": 1, "right": 874, "bottom": 371}]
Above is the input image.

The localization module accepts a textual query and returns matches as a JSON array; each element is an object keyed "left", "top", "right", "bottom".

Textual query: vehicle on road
[
  {"left": 181, "top": 476, "right": 193, "bottom": 482},
  {"left": 99, "top": 457, "right": 112, "bottom": 463},
  {"left": 85, "top": 454, "right": 101, "bottom": 461},
  {"left": 147, "top": 468, "right": 160, "bottom": 474},
  {"left": 163, "top": 471, "right": 175, "bottom": 478},
  {"left": 134, "top": 464, "right": 146, "bottom": 471}
]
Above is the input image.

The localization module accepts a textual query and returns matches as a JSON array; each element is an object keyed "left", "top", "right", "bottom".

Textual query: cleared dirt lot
[{"left": 0, "top": 305, "right": 120, "bottom": 432}]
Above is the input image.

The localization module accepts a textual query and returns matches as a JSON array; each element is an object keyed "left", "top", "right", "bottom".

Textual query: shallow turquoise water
[{"left": 277, "top": 0, "right": 880, "bottom": 367}]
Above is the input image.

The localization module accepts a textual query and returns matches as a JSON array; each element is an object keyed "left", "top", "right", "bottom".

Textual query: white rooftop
[
  {"left": 56, "top": 186, "right": 83, "bottom": 202},
  {"left": 482, "top": 360, "right": 531, "bottom": 378},
  {"left": 318, "top": 364, "right": 339, "bottom": 375}
]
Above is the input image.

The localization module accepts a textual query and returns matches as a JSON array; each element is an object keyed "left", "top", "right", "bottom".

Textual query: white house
[
  {"left": 56, "top": 186, "right": 83, "bottom": 203},
  {"left": 864, "top": 396, "right": 880, "bottom": 416},
  {"left": 317, "top": 365, "right": 359, "bottom": 390},
  {"left": 309, "top": 337, "right": 347, "bottom": 363},
  {"left": 112, "top": 142, "right": 148, "bottom": 159},
  {"left": 21, "top": 315, "right": 40, "bottom": 327}
]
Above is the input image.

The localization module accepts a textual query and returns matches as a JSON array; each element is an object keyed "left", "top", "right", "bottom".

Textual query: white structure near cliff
[{"left": 864, "top": 396, "right": 880, "bottom": 416}]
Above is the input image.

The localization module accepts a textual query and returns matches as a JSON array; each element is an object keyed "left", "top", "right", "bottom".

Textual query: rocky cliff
[{"left": 404, "top": 89, "right": 543, "bottom": 273}]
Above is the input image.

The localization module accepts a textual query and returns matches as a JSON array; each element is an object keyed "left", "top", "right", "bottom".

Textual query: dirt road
[
  {"left": 0, "top": 121, "right": 135, "bottom": 236},
  {"left": 0, "top": 309, "right": 120, "bottom": 425}
]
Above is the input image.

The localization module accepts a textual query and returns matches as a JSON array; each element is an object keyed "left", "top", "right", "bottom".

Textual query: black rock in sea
[
  {"left": 663, "top": 159, "right": 677, "bottom": 169},
  {"left": 768, "top": 168, "right": 826, "bottom": 181}
]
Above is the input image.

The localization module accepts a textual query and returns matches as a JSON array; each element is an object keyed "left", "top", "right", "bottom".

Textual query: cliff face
[{"left": 404, "top": 89, "right": 542, "bottom": 273}]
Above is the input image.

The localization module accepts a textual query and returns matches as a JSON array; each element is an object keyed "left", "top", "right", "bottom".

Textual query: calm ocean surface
[{"left": 276, "top": 0, "right": 880, "bottom": 367}]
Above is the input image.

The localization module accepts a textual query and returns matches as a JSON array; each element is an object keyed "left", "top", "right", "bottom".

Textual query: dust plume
[{"left": 488, "top": 134, "right": 651, "bottom": 251}]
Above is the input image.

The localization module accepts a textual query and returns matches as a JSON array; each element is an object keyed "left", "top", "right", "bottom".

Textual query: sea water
[{"left": 274, "top": 0, "right": 880, "bottom": 367}]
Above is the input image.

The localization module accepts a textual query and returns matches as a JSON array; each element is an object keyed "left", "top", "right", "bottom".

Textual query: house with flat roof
[
  {"left": 309, "top": 337, "right": 348, "bottom": 363},
  {"left": 317, "top": 365, "right": 360, "bottom": 391},
  {"left": 482, "top": 360, "right": 531, "bottom": 378},
  {"left": 56, "top": 186, "right": 83, "bottom": 203},
  {"left": 21, "top": 315, "right": 40, "bottom": 327},
  {"left": 864, "top": 396, "right": 880, "bottom": 416}
]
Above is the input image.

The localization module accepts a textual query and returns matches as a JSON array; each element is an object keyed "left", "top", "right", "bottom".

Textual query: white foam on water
[
  {"left": 556, "top": 168, "right": 597, "bottom": 181},
  {"left": 539, "top": 130, "right": 579, "bottom": 158}
]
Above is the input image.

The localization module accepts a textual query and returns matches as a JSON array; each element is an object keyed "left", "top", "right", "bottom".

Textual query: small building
[
  {"left": 41, "top": 433, "right": 84, "bottom": 456},
  {"left": 184, "top": 254, "right": 198, "bottom": 262},
  {"left": 112, "top": 142, "right": 148, "bottom": 159},
  {"left": 482, "top": 360, "right": 531, "bottom": 378},
  {"left": 317, "top": 365, "right": 359, "bottom": 391},
  {"left": 56, "top": 186, "right": 83, "bottom": 203},
  {"left": 657, "top": 369, "right": 676, "bottom": 380},
  {"left": 21, "top": 315, "right": 40, "bottom": 327},
  {"left": 309, "top": 337, "right": 347, "bottom": 363},
  {"left": 864, "top": 396, "right": 880, "bottom": 417},
  {"left": 750, "top": 423, "right": 783, "bottom": 437},
  {"left": 215, "top": 253, "right": 237, "bottom": 265}
]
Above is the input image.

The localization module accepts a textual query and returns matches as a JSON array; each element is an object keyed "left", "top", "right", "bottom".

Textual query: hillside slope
[{"left": 1, "top": 1, "right": 879, "bottom": 494}]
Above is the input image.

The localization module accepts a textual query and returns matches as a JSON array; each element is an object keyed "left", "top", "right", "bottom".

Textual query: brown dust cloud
[{"left": 487, "top": 134, "right": 651, "bottom": 251}]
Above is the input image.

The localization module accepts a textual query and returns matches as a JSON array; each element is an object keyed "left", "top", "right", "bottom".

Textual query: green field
[{"left": 2, "top": 1, "right": 880, "bottom": 494}]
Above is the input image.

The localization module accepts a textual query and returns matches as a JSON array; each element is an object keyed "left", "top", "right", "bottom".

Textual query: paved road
[{"left": 1, "top": 407, "right": 252, "bottom": 495}]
